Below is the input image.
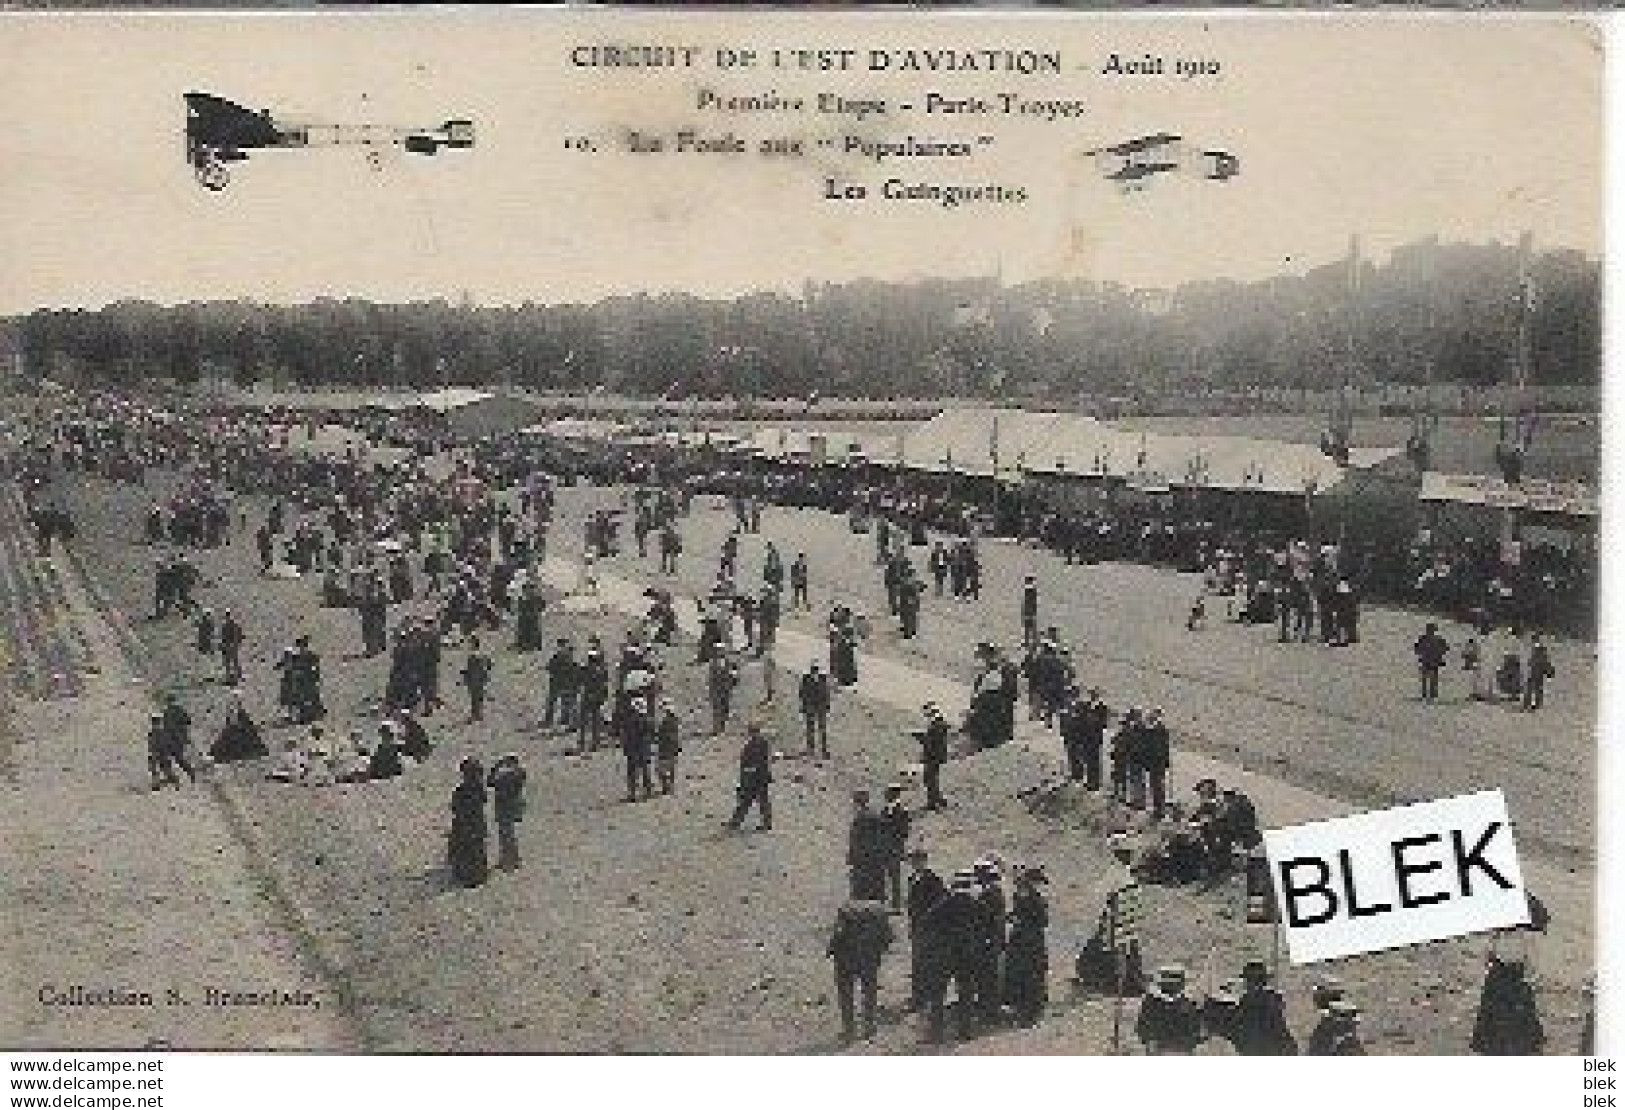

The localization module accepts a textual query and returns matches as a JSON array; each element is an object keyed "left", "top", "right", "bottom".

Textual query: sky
[{"left": 0, "top": 10, "right": 1602, "bottom": 313}]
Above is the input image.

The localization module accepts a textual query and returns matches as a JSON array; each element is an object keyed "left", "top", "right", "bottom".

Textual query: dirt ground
[{"left": 27, "top": 471, "right": 1594, "bottom": 1055}]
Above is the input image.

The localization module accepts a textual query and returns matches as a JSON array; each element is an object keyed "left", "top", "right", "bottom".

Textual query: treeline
[{"left": 8, "top": 238, "right": 1599, "bottom": 399}]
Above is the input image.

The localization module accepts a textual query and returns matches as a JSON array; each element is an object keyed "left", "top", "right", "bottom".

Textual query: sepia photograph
[{"left": 0, "top": 8, "right": 1603, "bottom": 1064}]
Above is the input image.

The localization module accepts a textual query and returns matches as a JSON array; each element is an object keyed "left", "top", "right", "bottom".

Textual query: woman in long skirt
[{"left": 447, "top": 757, "right": 489, "bottom": 888}]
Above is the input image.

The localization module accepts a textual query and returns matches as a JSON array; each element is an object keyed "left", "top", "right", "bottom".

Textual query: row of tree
[{"left": 6, "top": 238, "right": 1599, "bottom": 399}]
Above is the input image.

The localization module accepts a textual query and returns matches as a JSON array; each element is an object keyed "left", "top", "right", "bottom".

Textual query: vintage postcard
[{"left": 0, "top": 8, "right": 1602, "bottom": 1063}]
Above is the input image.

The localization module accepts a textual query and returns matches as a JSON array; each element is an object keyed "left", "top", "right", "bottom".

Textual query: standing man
[
  {"left": 147, "top": 695, "right": 196, "bottom": 790},
  {"left": 620, "top": 693, "right": 656, "bottom": 802},
  {"left": 1414, "top": 622, "right": 1450, "bottom": 702},
  {"left": 723, "top": 722, "right": 774, "bottom": 832},
  {"left": 971, "top": 860, "right": 1007, "bottom": 1025},
  {"left": 487, "top": 753, "right": 527, "bottom": 872},
  {"left": 789, "top": 552, "right": 810, "bottom": 611},
  {"left": 826, "top": 899, "right": 895, "bottom": 1044},
  {"left": 707, "top": 650, "right": 740, "bottom": 735},
  {"left": 905, "top": 848, "right": 947, "bottom": 1013},
  {"left": 799, "top": 662, "right": 832, "bottom": 760},
  {"left": 1020, "top": 575, "right": 1040, "bottom": 649},
  {"left": 763, "top": 541, "right": 784, "bottom": 594},
  {"left": 1141, "top": 706, "right": 1171, "bottom": 820},
  {"left": 461, "top": 636, "right": 493, "bottom": 723},
  {"left": 928, "top": 542, "right": 949, "bottom": 598},
  {"left": 1063, "top": 686, "right": 1109, "bottom": 790},
  {"left": 756, "top": 585, "right": 781, "bottom": 660},
  {"left": 577, "top": 640, "right": 609, "bottom": 752},
  {"left": 846, "top": 790, "right": 890, "bottom": 901},
  {"left": 544, "top": 638, "right": 578, "bottom": 730},
  {"left": 659, "top": 523, "right": 682, "bottom": 575},
  {"left": 879, "top": 784, "right": 912, "bottom": 913},
  {"left": 897, "top": 565, "right": 924, "bottom": 640},
  {"left": 1523, "top": 633, "right": 1554, "bottom": 711},
  {"left": 917, "top": 702, "right": 950, "bottom": 811}
]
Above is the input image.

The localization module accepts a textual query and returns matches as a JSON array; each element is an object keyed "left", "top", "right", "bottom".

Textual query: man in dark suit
[
  {"left": 577, "top": 642, "right": 609, "bottom": 752},
  {"left": 1141, "top": 706, "right": 1172, "bottom": 820},
  {"left": 904, "top": 848, "right": 947, "bottom": 1012},
  {"left": 846, "top": 790, "right": 890, "bottom": 901},
  {"left": 827, "top": 899, "right": 894, "bottom": 1043},
  {"left": 1523, "top": 634, "right": 1555, "bottom": 711},
  {"left": 1063, "top": 687, "right": 1110, "bottom": 790},
  {"left": 724, "top": 723, "right": 774, "bottom": 831},
  {"left": 543, "top": 638, "right": 577, "bottom": 729},
  {"left": 917, "top": 702, "right": 950, "bottom": 811},
  {"left": 1414, "top": 622, "right": 1450, "bottom": 702},
  {"left": 799, "top": 662, "right": 832, "bottom": 759}
]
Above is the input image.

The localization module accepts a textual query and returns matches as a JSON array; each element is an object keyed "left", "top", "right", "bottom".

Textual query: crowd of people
[{"left": 2, "top": 389, "right": 1585, "bottom": 1055}]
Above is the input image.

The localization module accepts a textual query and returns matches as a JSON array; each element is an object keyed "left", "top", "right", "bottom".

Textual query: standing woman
[
  {"left": 828, "top": 605, "right": 859, "bottom": 687},
  {"left": 447, "top": 758, "right": 490, "bottom": 888},
  {"left": 1004, "top": 865, "right": 1050, "bottom": 1026}
]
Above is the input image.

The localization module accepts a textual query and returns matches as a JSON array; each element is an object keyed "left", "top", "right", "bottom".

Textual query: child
[{"left": 1462, "top": 636, "right": 1486, "bottom": 701}]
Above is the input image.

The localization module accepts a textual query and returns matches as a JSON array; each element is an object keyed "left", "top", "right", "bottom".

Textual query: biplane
[
  {"left": 1084, "top": 132, "right": 1239, "bottom": 191},
  {"left": 184, "top": 92, "right": 474, "bottom": 190}
]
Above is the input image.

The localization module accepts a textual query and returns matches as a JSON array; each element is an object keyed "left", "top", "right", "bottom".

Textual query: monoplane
[{"left": 184, "top": 91, "right": 474, "bottom": 190}]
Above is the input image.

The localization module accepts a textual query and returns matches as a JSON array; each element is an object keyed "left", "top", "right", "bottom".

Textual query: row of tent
[
  {"left": 520, "top": 406, "right": 1596, "bottom": 518},
  {"left": 545, "top": 408, "right": 1402, "bottom": 498},
  {"left": 522, "top": 406, "right": 1404, "bottom": 497}
]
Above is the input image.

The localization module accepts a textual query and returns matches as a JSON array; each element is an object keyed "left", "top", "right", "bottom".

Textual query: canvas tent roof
[
  {"left": 745, "top": 426, "right": 905, "bottom": 466},
  {"left": 1420, "top": 472, "right": 1596, "bottom": 518},
  {"left": 414, "top": 388, "right": 495, "bottom": 413},
  {"left": 900, "top": 407, "right": 1403, "bottom": 494},
  {"left": 520, "top": 418, "right": 626, "bottom": 441}
]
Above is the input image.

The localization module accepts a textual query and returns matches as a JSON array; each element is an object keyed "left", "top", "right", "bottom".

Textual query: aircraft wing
[{"left": 185, "top": 92, "right": 283, "bottom": 152}]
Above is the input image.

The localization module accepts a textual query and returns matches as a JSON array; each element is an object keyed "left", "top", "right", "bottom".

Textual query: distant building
[{"left": 409, "top": 389, "right": 543, "bottom": 440}]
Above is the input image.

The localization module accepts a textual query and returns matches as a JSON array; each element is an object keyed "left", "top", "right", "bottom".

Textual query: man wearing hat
[
  {"left": 543, "top": 637, "right": 578, "bottom": 730},
  {"left": 1307, "top": 999, "right": 1364, "bottom": 1055},
  {"left": 1212, "top": 959, "right": 1296, "bottom": 1055},
  {"left": 1137, "top": 968, "right": 1202, "bottom": 1053},
  {"left": 146, "top": 700, "right": 195, "bottom": 791},
  {"left": 1135, "top": 965, "right": 1204, "bottom": 1054},
  {"left": 460, "top": 635, "right": 493, "bottom": 723},
  {"left": 971, "top": 859, "right": 1007, "bottom": 1024},
  {"left": 619, "top": 692, "right": 656, "bottom": 802},
  {"left": 847, "top": 790, "right": 890, "bottom": 901},
  {"left": 1141, "top": 707, "right": 1172, "bottom": 820},
  {"left": 1020, "top": 575, "right": 1040, "bottom": 650},
  {"left": 1004, "top": 865, "right": 1050, "bottom": 1026},
  {"left": 826, "top": 899, "right": 895, "bottom": 1043},
  {"left": 916, "top": 702, "right": 950, "bottom": 811},
  {"left": 723, "top": 722, "right": 773, "bottom": 832},
  {"left": 798, "top": 662, "right": 832, "bottom": 761},
  {"left": 487, "top": 753, "right": 527, "bottom": 871},
  {"left": 879, "top": 785, "right": 911, "bottom": 912},
  {"left": 1059, "top": 686, "right": 1109, "bottom": 790},
  {"left": 904, "top": 848, "right": 947, "bottom": 1012},
  {"left": 917, "top": 869, "right": 982, "bottom": 1043}
]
